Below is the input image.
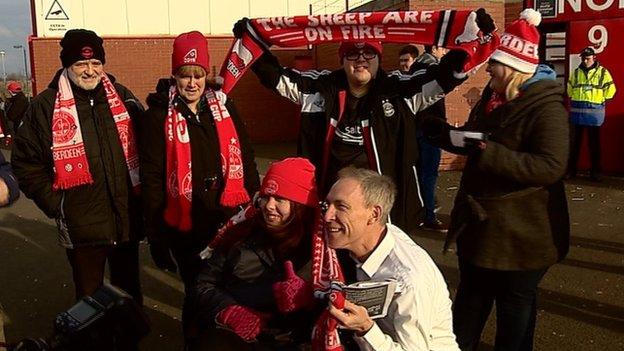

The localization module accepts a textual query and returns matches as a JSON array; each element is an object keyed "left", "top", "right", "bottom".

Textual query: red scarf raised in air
[
  {"left": 220, "top": 9, "right": 499, "bottom": 93},
  {"left": 51, "top": 70, "right": 140, "bottom": 190},
  {"left": 164, "top": 86, "right": 250, "bottom": 232}
]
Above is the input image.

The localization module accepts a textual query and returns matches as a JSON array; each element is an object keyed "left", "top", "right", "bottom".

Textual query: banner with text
[{"left": 220, "top": 9, "right": 500, "bottom": 93}]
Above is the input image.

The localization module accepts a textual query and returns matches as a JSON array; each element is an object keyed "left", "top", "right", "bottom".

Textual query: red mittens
[
  {"left": 273, "top": 260, "right": 314, "bottom": 313},
  {"left": 216, "top": 305, "right": 266, "bottom": 342}
]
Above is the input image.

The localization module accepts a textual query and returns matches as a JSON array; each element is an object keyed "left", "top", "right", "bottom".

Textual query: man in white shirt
[{"left": 324, "top": 167, "right": 459, "bottom": 351}]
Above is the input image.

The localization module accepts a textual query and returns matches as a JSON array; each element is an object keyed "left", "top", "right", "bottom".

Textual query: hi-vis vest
[{"left": 567, "top": 63, "right": 616, "bottom": 126}]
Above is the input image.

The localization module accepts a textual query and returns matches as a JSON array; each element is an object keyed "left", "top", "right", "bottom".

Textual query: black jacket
[
  {"left": 429, "top": 76, "right": 570, "bottom": 270},
  {"left": 6, "top": 91, "right": 29, "bottom": 127},
  {"left": 193, "top": 220, "right": 315, "bottom": 343},
  {"left": 251, "top": 51, "right": 465, "bottom": 232},
  {"left": 139, "top": 80, "right": 260, "bottom": 245},
  {"left": 0, "top": 152, "right": 19, "bottom": 206},
  {"left": 12, "top": 69, "right": 144, "bottom": 248}
]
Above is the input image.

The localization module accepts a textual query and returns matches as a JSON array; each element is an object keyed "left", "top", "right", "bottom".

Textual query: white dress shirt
[{"left": 352, "top": 224, "right": 459, "bottom": 351}]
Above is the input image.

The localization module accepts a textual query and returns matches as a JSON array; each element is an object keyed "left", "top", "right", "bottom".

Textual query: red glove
[
  {"left": 273, "top": 260, "right": 314, "bottom": 313},
  {"left": 216, "top": 305, "right": 266, "bottom": 342}
]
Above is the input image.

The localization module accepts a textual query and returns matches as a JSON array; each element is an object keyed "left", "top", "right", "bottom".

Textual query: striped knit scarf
[
  {"left": 51, "top": 70, "right": 139, "bottom": 190},
  {"left": 219, "top": 9, "right": 499, "bottom": 93},
  {"left": 163, "top": 86, "right": 250, "bottom": 232}
]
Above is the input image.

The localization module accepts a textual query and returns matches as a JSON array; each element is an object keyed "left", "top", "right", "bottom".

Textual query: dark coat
[
  {"left": 0, "top": 151, "right": 19, "bottom": 206},
  {"left": 193, "top": 219, "right": 315, "bottom": 344},
  {"left": 11, "top": 69, "right": 145, "bottom": 248},
  {"left": 252, "top": 51, "right": 466, "bottom": 233},
  {"left": 6, "top": 91, "right": 29, "bottom": 126},
  {"left": 441, "top": 78, "right": 570, "bottom": 270},
  {"left": 139, "top": 80, "right": 260, "bottom": 248}
]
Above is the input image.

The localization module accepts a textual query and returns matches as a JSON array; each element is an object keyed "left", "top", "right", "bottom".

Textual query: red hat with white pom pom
[{"left": 490, "top": 9, "right": 542, "bottom": 73}]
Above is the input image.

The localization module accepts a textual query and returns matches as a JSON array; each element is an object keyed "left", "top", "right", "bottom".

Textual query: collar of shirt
[{"left": 351, "top": 226, "right": 395, "bottom": 278}]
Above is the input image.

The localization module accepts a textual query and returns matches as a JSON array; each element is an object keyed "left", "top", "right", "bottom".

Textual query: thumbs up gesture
[{"left": 273, "top": 260, "right": 314, "bottom": 313}]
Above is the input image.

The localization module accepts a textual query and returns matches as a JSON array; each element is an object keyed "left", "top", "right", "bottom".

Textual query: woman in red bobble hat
[
  {"left": 423, "top": 9, "right": 569, "bottom": 350},
  {"left": 190, "top": 157, "right": 321, "bottom": 350},
  {"left": 138, "top": 31, "right": 260, "bottom": 341}
]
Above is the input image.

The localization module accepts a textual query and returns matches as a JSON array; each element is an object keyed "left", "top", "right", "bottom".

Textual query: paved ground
[{"left": 0, "top": 145, "right": 622, "bottom": 350}]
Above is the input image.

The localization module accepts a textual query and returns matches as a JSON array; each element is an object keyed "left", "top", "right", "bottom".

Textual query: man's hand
[
  {"left": 475, "top": 8, "right": 496, "bottom": 35},
  {"left": 273, "top": 260, "right": 314, "bottom": 313},
  {"left": 233, "top": 18, "right": 250, "bottom": 38},
  {"left": 149, "top": 241, "right": 177, "bottom": 273},
  {"left": 328, "top": 299, "right": 374, "bottom": 336},
  {"left": 0, "top": 178, "right": 9, "bottom": 206}
]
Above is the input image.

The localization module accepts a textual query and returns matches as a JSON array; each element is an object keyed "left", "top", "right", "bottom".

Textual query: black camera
[{"left": 9, "top": 284, "right": 149, "bottom": 351}]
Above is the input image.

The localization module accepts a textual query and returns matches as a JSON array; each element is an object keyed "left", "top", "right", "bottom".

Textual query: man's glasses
[{"left": 344, "top": 49, "right": 377, "bottom": 61}]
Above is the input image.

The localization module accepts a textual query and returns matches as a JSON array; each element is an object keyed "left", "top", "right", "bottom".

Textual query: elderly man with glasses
[{"left": 248, "top": 39, "right": 472, "bottom": 233}]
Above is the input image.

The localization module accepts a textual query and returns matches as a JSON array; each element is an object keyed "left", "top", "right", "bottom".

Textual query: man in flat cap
[{"left": 12, "top": 29, "right": 145, "bottom": 303}]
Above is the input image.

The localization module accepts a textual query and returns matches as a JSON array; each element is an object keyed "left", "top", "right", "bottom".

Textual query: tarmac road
[{"left": 0, "top": 146, "right": 622, "bottom": 350}]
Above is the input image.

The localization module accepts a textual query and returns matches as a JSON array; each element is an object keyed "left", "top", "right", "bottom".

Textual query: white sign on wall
[{"left": 41, "top": 0, "right": 72, "bottom": 36}]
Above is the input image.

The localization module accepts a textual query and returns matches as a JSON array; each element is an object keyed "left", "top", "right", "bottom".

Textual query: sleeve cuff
[{"left": 354, "top": 323, "right": 387, "bottom": 350}]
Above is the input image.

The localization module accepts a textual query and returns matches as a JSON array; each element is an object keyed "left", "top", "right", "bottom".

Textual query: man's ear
[{"left": 367, "top": 205, "right": 382, "bottom": 225}]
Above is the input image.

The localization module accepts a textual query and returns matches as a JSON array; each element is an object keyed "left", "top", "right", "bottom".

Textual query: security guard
[{"left": 567, "top": 46, "right": 617, "bottom": 181}]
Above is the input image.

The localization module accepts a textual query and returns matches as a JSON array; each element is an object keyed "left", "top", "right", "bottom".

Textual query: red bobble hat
[
  {"left": 338, "top": 41, "right": 383, "bottom": 60},
  {"left": 261, "top": 158, "right": 319, "bottom": 207},
  {"left": 172, "top": 31, "right": 210, "bottom": 74},
  {"left": 6, "top": 81, "right": 22, "bottom": 94},
  {"left": 490, "top": 9, "right": 541, "bottom": 74}
]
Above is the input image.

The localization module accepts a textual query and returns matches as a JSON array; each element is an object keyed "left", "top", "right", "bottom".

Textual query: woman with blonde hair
[
  {"left": 425, "top": 9, "right": 569, "bottom": 351},
  {"left": 139, "top": 31, "right": 260, "bottom": 340}
]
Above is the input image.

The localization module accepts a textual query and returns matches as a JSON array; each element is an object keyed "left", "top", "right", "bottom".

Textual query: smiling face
[
  {"left": 259, "top": 195, "right": 294, "bottom": 231},
  {"left": 68, "top": 59, "right": 103, "bottom": 90},
  {"left": 486, "top": 60, "right": 515, "bottom": 95},
  {"left": 174, "top": 65, "right": 207, "bottom": 107},
  {"left": 343, "top": 48, "right": 379, "bottom": 91},
  {"left": 323, "top": 178, "right": 373, "bottom": 251}
]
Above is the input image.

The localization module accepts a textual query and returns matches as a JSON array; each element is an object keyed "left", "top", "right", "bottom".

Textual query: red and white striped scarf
[
  {"left": 51, "top": 70, "right": 139, "bottom": 190},
  {"left": 219, "top": 10, "right": 499, "bottom": 93},
  {"left": 163, "top": 86, "right": 250, "bottom": 232}
]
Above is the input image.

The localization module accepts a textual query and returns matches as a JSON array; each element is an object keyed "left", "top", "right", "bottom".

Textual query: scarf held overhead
[
  {"left": 164, "top": 86, "right": 250, "bottom": 232},
  {"left": 51, "top": 70, "right": 140, "bottom": 190},
  {"left": 220, "top": 9, "right": 499, "bottom": 93}
]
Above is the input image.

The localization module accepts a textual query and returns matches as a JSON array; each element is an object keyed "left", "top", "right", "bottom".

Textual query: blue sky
[{"left": 0, "top": 0, "right": 31, "bottom": 76}]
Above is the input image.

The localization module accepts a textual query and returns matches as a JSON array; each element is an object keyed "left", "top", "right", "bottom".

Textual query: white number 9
[{"left": 588, "top": 25, "right": 608, "bottom": 54}]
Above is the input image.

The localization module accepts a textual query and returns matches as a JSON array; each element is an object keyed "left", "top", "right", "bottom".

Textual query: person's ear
[{"left": 367, "top": 205, "right": 382, "bottom": 225}]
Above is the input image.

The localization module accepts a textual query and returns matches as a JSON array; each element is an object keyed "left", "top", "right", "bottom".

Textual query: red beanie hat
[
  {"left": 490, "top": 9, "right": 541, "bottom": 73},
  {"left": 338, "top": 41, "right": 383, "bottom": 61},
  {"left": 261, "top": 158, "right": 319, "bottom": 207},
  {"left": 6, "top": 81, "right": 22, "bottom": 94},
  {"left": 172, "top": 31, "right": 210, "bottom": 74}
]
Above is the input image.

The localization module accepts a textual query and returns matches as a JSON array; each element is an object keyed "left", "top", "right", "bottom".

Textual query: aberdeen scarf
[
  {"left": 219, "top": 9, "right": 499, "bottom": 93},
  {"left": 311, "top": 209, "right": 346, "bottom": 351},
  {"left": 164, "top": 86, "right": 250, "bottom": 232},
  {"left": 51, "top": 70, "right": 139, "bottom": 190}
]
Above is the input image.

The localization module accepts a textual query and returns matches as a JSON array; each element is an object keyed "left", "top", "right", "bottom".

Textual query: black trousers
[
  {"left": 453, "top": 260, "right": 548, "bottom": 351},
  {"left": 169, "top": 233, "right": 209, "bottom": 338},
  {"left": 569, "top": 124, "right": 601, "bottom": 175},
  {"left": 66, "top": 242, "right": 142, "bottom": 305}
]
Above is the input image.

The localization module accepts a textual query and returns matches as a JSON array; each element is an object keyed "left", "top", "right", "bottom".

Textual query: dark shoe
[
  {"left": 420, "top": 219, "right": 448, "bottom": 233},
  {"left": 589, "top": 173, "right": 601, "bottom": 182},
  {"left": 565, "top": 172, "right": 576, "bottom": 180}
]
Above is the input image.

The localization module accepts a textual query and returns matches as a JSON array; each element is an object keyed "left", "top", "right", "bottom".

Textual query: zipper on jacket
[{"left": 89, "top": 92, "right": 120, "bottom": 245}]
